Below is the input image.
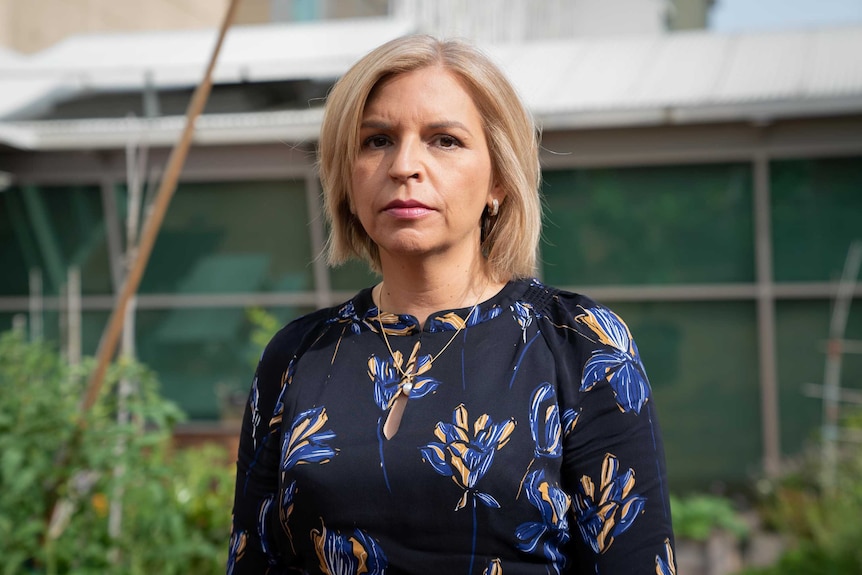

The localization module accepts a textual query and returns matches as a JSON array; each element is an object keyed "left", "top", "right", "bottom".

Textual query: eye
[
  {"left": 362, "top": 135, "right": 391, "bottom": 149},
  {"left": 435, "top": 135, "right": 461, "bottom": 149}
]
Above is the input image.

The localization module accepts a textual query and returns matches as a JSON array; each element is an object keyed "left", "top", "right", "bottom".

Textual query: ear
[{"left": 487, "top": 181, "right": 505, "bottom": 208}]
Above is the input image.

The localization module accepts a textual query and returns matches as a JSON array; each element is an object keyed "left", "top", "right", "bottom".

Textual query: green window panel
[
  {"left": 775, "top": 299, "right": 862, "bottom": 457},
  {"left": 0, "top": 193, "right": 31, "bottom": 296},
  {"left": 135, "top": 306, "right": 311, "bottom": 420},
  {"left": 138, "top": 180, "right": 313, "bottom": 294},
  {"left": 320, "top": 215, "right": 380, "bottom": 292},
  {"left": 772, "top": 157, "right": 862, "bottom": 282},
  {"left": 330, "top": 258, "right": 380, "bottom": 292},
  {"left": 0, "top": 185, "right": 112, "bottom": 296},
  {"left": 0, "top": 313, "right": 20, "bottom": 334},
  {"left": 608, "top": 300, "right": 760, "bottom": 491},
  {"left": 541, "top": 164, "right": 754, "bottom": 286}
]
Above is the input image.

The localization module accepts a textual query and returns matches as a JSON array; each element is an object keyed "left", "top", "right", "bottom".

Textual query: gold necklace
[{"left": 376, "top": 284, "right": 482, "bottom": 383}]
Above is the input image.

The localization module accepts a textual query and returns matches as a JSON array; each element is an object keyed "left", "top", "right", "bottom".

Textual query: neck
[{"left": 375, "top": 252, "right": 505, "bottom": 327}]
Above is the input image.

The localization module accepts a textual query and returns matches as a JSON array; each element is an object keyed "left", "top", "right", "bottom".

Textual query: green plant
[
  {"left": 246, "top": 306, "right": 281, "bottom": 369},
  {"left": 670, "top": 493, "right": 750, "bottom": 542},
  {"left": 0, "top": 329, "right": 234, "bottom": 574},
  {"left": 743, "top": 408, "right": 862, "bottom": 575}
]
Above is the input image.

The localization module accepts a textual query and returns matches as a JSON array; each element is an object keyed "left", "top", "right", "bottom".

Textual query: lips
[{"left": 382, "top": 199, "right": 433, "bottom": 219}]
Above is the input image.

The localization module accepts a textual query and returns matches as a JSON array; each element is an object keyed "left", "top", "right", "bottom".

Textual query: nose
[{"left": 388, "top": 139, "right": 423, "bottom": 182}]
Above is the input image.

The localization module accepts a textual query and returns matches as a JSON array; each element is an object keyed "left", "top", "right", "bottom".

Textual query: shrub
[
  {"left": 741, "top": 408, "right": 862, "bottom": 575},
  {"left": 0, "top": 329, "right": 234, "bottom": 574}
]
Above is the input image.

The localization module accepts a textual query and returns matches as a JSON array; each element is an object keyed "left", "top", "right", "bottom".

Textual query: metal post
[
  {"left": 67, "top": 266, "right": 81, "bottom": 366},
  {"left": 753, "top": 151, "right": 781, "bottom": 477},
  {"left": 28, "top": 268, "right": 43, "bottom": 341}
]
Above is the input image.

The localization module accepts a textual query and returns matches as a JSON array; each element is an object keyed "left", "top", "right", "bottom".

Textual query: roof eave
[{"left": 2, "top": 97, "right": 861, "bottom": 151}]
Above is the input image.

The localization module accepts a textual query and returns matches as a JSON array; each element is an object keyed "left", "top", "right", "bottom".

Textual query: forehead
[{"left": 362, "top": 66, "right": 480, "bottom": 118}]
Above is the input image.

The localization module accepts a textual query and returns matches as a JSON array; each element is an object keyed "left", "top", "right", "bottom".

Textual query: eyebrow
[{"left": 359, "top": 119, "right": 473, "bottom": 133}]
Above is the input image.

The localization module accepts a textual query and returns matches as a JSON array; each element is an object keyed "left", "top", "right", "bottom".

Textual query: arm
[
  {"left": 227, "top": 328, "right": 296, "bottom": 573},
  {"left": 552, "top": 299, "right": 676, "bottom": 574}
]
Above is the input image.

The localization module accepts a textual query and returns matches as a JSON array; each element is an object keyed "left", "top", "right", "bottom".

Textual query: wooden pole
[
  {"left": 81, "top": 0, "right": 241, "bottom": 412},
  {"left": 44, "top": 0, "right": 242, "bottom": 541}
]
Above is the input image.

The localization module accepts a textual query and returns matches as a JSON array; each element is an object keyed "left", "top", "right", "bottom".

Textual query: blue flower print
[
  {"left": 327, "top": 300, "right": 365, "bottom": 334},
  {"left": 311, "top": 518, "right": 388, "bottom": 575},
  {"left": 428, "top": 310, "right": 471, "bottom": 332},
  {"left": 515, "top": 469, "right": 572, "bottom": 575},
  {"left": 280, "top": 479, "right": 298, "bottom": 553},
  {"left": 257, "top": 495, "right": 277, "bottom": 562},
  {"left": 368, "top": 341, "right": 441, "bottom": 489},
  {"left": 577, "top": 306, "right": 651, "bottom": 414},
  {"left": 529, "top": 382, "right": 563, "bottom": 459},
  {"left": 468, "top": 304, "right": 502, "bottom": 327},
  {"left": 656, "top": 538, "right": 676, "bottom": 575},
  {"left": 573, "top": 453, "right": 646, "bottom": 555},
  {"left": 562, "top": 407, "right": 580, "bottom": 438},
  {"left": 249, "top": 376, "right": 262, "bottom": 448},
  {"left": 281, "top": 406, "right": 338, "bottom": 472},
  {"left": 367, "top": 341, "right": 440, "bottom": 411},
  {"left": 519, "top": 382, "right": 567, "bottom": 498},
  {"left": 226, "top": 524, "right": 247, "bottom": 575},
  {"left": 366, "top": 308, "right": 414, "bottom": 336},
  {"left": 483, "top": 558, "right": 502, "bottom": 575},
  {"left": 511, "top": 301, "right": 534, "bottom": 342},
  {"left": 421, "top": 404, "right": 515, "bottom": 575},
  {"left": 420, "top": 403, "right": 516, "bottom": 511},
  {"left": 425, "top": 306, "right": 502, "bottom": 331}
]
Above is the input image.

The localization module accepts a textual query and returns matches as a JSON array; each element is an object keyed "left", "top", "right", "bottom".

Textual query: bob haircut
[{"left": 318, "top": 34, "right": 541, "bottom": 280}]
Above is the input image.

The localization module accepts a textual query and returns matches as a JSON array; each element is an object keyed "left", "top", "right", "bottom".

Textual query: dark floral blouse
[{"left": 228, "top": 278, "right": 676, "bottom": 575}]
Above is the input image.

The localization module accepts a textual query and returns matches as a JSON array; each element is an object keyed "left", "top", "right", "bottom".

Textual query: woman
[{"left": 228, "top": 35, "right": 676, "bottom": 574}]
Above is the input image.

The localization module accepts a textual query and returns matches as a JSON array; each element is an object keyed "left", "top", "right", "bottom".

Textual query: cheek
[{"left": 351, "top": 161, "right": 380, "bottom": 198}]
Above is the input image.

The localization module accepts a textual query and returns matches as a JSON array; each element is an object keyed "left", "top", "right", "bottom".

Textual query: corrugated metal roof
[
  {"left": 0, "top": 17, "right": 415, "bottom": 119},
  {"left": 1, "top": 21, "right": 861, "bottom": 150},
  {"left": 485, "top": 24, "right": 862, "bottom": 127}
]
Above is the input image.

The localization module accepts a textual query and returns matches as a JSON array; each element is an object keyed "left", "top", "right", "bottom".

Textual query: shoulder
[
  {"left": 258, "top": 293, "right": 367, "bottom": 369},
  {"left": 525, "top": 279, "right": 652, "bottom": 415},
  {"left": 515, "top": 278, "right": 625, "bottom": 341}
]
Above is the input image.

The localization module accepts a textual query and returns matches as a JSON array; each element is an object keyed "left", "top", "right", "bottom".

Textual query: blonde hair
[{"left": 318, "top": 34, "right": 541, "bottom": 280}]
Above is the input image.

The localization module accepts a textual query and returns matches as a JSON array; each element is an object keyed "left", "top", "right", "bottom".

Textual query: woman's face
[{"left": 350, "top": 66, "right": 501, "bottom": 268}]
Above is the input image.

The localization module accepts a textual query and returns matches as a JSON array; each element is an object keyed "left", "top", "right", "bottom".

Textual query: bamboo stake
[
  {"left": 45, "top": 0, "right": 242, "bottom": 539},
  {"left": 82, "top": 0, "right": 241, "bottom": 412}
]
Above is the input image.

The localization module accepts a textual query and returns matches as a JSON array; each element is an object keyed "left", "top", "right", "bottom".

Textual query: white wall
[
  {"left": 0, "top": 0, "right": 230, "bottom": 53},
  {"left": 392, "top": 0, "right": 670, "bottom": 42}
]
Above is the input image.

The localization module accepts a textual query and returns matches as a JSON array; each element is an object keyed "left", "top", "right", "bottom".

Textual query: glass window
[
  {"left": 0, "top": 185, "right": 112, "bottom": 296},
  {"left": 138, "top": 180, "right": 313, "bottom": 294},
  {"left": 330, "top": 259, "right": 379, "bottom": 292},
  {"left": 775, "top": 299, "right": 862, "bottom": 457},
  {"left": 607, "top": 300, "right": 761, "bottom": 490},
  {"left": 772, "top": 157, "right": 862, "bottom": 282},
  {"left": 135, "top": 306, "right": 311, "bottom": 419},
  {"left": 541, "top": 164, "right": 754, "bottom": 286}
]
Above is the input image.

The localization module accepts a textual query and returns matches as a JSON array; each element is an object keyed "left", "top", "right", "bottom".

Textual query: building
[{"left": 0, "top": 1, "right": 860, "bottom": 490}]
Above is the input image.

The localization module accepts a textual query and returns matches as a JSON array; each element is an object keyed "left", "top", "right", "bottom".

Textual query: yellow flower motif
[
  {"left": 655, "top": 537, "right": 676, "bottom": 575},
  {"left": 435, "top": 311, "right": 468, "bottom": 330},
  {"left": 311, "top": 518, "right": 387, "bottom": 575},
  {"left": 421, "top": 404, "right": 516, "bottom": 510},
  {"left": 484, "top": 558, "right": 503, "bottom": 575},
  {"left": 573, "top": 453, "right": 646, "bottom": 554}
]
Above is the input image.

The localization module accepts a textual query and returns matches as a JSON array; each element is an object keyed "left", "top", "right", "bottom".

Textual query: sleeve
[
  {"left": 547, "top": 295, "right": 676, "bottom": 575},
  {"left": 227, "top": 317, "right": 320, "bottom": 574}
]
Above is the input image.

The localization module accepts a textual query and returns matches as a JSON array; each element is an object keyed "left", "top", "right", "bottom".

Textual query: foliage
[
  {"left": 669, "top": 493, "right": 749, "bottom": 542},
  {"left": 740, "top": 408, "right": 862, "bottom": 575},
  {"left": 246, "top": 306, "right": 281, "bottom": 370},
  {"left": 0, "top": 329, "right": 235, "bottom": 574}
]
